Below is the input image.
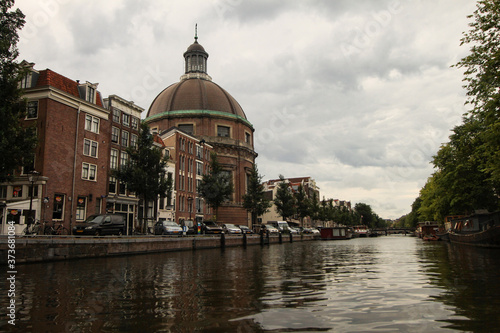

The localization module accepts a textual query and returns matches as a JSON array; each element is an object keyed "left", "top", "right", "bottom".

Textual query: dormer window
[
  {"left": 19, "top": 61, "right": 39, "bottom": 89},
  {"left": 86, "top": 86, "right": 95, "bottom": 103},
  {"left": 78, "top": 81, "right": 98, "bottom": 104}
]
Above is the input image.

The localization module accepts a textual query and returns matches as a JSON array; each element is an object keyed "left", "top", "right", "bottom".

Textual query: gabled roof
[{"left": 34, "top": 68, "right": 104, "bottom": 108}]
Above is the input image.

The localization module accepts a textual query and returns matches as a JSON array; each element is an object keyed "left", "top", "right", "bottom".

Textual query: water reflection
[{"left": 1, "top": 237, "right": 500, "bottom": 332}]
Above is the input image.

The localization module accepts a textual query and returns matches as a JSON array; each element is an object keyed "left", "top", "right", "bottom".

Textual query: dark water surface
[{"left": 2, "top": 236, "right": 500, "bottom": 332}]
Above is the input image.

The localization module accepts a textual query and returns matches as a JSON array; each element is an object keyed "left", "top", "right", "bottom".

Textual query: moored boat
[
  {"left": 352, "top": 225, "right": 369, "bottom": 237},
  {"left": 320, "top": 227, "right": 351, "bottom": 240},
  {"left": 448, "top": 211, "right": 500, "bottom": 248}
]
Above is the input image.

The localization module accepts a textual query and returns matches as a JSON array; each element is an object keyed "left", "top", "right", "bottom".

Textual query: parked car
[
  {"left": 238, "top": 225, "right": 253, "bottom": 234},
  {"left": 223, "top": 223, "right": 242, "bottom": 234},
  {"left": 73, "top": 214, "right": 126, "bottom": 236},
  {"left": 154, "top": 221, "right": 183, "bottom": 235},
  {"left": 202, "top": 221, "right": 223, "bottom": 234},
  {"left": 260, "top": 224, "right": 280, "bottom": 234}
]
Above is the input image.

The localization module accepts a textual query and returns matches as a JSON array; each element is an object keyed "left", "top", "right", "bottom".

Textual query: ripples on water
[{"left": 1, "top": 236, "right": 500, "bottom": 332}]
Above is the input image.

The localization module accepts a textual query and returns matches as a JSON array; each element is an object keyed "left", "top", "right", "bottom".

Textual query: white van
[{"left": 268, "top": 221, "right": 292, "bottom": 233}]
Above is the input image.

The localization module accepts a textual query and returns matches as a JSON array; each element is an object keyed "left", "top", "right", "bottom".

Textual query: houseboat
[
  {"left": 320, "top": 226, "right": 352, "bottom": 240},
  {"left": 448, "top": 211, "right": 500, "bottom": 248}
]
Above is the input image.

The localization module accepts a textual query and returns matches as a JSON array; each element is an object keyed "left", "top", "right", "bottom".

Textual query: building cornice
[
  {"left": 144, "top": 109, "right": 254, "bottom": 129},
  {"left": 23, "top": 86, "right": 110, "bottom": 119}
]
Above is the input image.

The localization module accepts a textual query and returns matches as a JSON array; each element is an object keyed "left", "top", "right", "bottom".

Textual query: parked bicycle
[
  {"left": 23, "top": 220, "right": 41, "bottom": 235},
  {"left": 43, "top": 221, "right": 69, "bottom": 235}
]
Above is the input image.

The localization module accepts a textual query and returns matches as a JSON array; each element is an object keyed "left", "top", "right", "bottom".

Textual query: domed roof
[
  {"left": 186, "top": 41, "right": 205, "bottom": 53},
  {"left": 146, "top": 34, "right": 248, "bottom": 122},
  {"left": 147, "top": 78, "right": 247, "bottom": 119}
]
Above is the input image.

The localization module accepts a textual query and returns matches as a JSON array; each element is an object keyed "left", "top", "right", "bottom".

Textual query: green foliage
[
  {"left": 454, "top": 0, "right": 500, "bottom": 193},
  {"left": 0, "top": 0, "right": 37, "bottom": 182},
  {"left": 273, "top": 175, "right": 296, "bottom": 221},
  {"left": 353, "top": 202, "right": 385, "bottom": 229},
  {"left": 309, "top": 191, "right": 320, "bottom": 222},
  {"left": 293, "top": 184, "right": 310, "bottom": 225},
  {"left": 198, "top": 152, "right": 233, "bottom": 219},
  {"left": 417, "top": 0, "right": 500, "bottom": 219},
  {"left": 243, "top": 164, "right": 271, "bottom": 226},
  {"left": 113, "top": 123, "right": 171, "bottom": 229}
]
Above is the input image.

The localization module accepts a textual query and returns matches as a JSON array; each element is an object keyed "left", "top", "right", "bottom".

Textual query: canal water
[{"left": 1, "top": 236, "right": 500, "bottom": 332}]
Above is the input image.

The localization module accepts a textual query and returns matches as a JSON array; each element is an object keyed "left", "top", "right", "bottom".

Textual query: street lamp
[
  {"left": 27, "top": 170, "right": 39, "bottom": 225},
  {"left": 187, "top": 196, "right": 193, "bottom": 221}
]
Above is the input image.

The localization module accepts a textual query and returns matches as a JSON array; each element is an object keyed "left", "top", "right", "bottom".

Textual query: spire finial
[{"left": 195, "top": 23, "right": 198, "bottom": 42}]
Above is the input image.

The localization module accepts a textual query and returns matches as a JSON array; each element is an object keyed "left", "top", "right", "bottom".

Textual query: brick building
[
  {"left": 103, "top": 95, "right": 143, "bottom": 234},
  {"left": 145, "top": 34, "right": 257, "bottom": 226},
  {"left": 157, "top": 127, "right": 214, "bottom": 227},
  {"left": 0, "top": 62, "right": 111, "bottom": 234}
]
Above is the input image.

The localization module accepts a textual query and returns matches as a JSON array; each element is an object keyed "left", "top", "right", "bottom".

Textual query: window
[
  {"left": 82, "top": 163, "right": 97, "bottom": 181},
  {"left": 109, "top": 177, "right": 117, "bottom": 194},
  {"left": 131, "top": 117, "right": 139, "bottom": 129},
  {"left": 85, "top": 114, "right": 99, "bottom": 133},
  {"left": 83, "top": 139, "right": 98, "bottom": 158},
  {"left": 196, "top": 161, "right": 203, "bottom": 176},
  {"left": 113, "top": 109, "right": 121, "bottom": 123},
  {"left": 122, "top": 113, "right": 130, "bottom": 127},
  {"left": 131, "top": 134, "right": 138, "bottom": 148},
  {"left": 111, "top": 127, "right": 119, "bottom": 144},
  {"left": 119, "top": 181, "right": 126, "bottom": 195},
  {"left": 20, "top": 72, "right": 33, "bottom": 89},
  {"left": 86, "top": 86, "right": 95, "bottom": 103},
  {"left": 0, "top": 186, "right": 7, "bottom": 199},
  {"left": 196, "top": 145, "right": 203, "bottom": 159},
  {"left": 53, "top": 194, "right": 65, "bottom": 220},
  {"left": 76, "top": 197, "right": 86, "bottom": 221},
  {"left": 178, "top": 124, "right": 194, "bottom": 135},
  {"left": 217, "top": 125, "right": 230, "bottom": 137},
  {"left": 26, "top": 101, "right": 38, "bottom": 119},
  {"left": 122, "top": 131, "right": 129, "bottom": 147},
  {"left": 110, "top": 149, "right": 118, "bottom": 169},
  {"left": 245, "top": 132, "right": 251, "bottom": 143},
  {"left": 12, "top": 186, "right": 23, "bottom": 198},
  {"left": 120, "top": 152, "right": 128, "bottom": 169}
]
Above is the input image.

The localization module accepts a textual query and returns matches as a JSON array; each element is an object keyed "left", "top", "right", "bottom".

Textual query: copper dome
[{"left": 146, "top": 78, "right": 247, "bottom": 119}]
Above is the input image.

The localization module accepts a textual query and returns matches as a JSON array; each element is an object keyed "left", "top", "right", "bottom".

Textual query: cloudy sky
[{"left": 15, "top": 0, "right": 478, "bottom": 219}]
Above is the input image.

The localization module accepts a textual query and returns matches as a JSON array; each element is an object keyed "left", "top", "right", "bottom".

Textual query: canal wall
[{"left": 0, "top": 233, "right": 317, "bottom": 264}]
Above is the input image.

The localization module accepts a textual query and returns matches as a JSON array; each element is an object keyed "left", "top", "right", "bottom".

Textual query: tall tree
[
  {"left": 113, "top": 122, "right": 171, "bottom": 233},
  {"left": 417, "top": 0, "right": 500, "bottom": 220},
  {"left": 0, "top": 0, "right": 37, "bottom": 182},
  {"left": 454, "top": 0, "right": 500, "bottom": 194},
  {"left": 354, "top": 203, "right": 375, "bottom": 228},
  {"left": 309, "top": 191, "right": 320, "bottom": 225},
  {"left": 273, "top": 175, "right": 296, "bottom": 221},
  {"left": 243, "top": 164, "right": 271, "bottom": 227},
  {"left": 293, "top": 184, "right": 310, "bottom": 226},
  {"left": 198, "top": 152, "right": 233, "bottom": 221}
]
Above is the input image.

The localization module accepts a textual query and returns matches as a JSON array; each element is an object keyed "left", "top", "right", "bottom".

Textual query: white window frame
[
  {"left": 85, "top": 114, "right": 100, "bottom": 133},
  {"left": 82, "top": 163, "right": 97, "bottom": 181},
  {"left": 83, "top": 138, "right": 98, "bottom": 158}
]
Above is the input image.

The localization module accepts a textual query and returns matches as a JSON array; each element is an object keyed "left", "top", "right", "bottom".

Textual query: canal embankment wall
[{"left": 0, "top": 233, "right": 317, "bottom": 264}]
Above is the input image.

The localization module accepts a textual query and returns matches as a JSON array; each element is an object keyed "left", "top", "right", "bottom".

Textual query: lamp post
[
  {"left": 27, "top": 170, "right": 39, "bottom": 225},
  {"left": 187, "top": 196, "right": 193, "bottom": 221}
]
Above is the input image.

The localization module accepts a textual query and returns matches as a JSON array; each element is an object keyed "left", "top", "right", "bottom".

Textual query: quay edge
[{"left": 0, "top": 234, "right": 318, "bottom": 265}]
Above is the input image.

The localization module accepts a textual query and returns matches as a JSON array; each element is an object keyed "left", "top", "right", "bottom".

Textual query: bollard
[
  {"left": 243, "top": 232, "right": 247, "bottom": 248},
  {"left": 192, "top": 238, "right": 196, "bottom": 250},
  {"left": 289, "top": 232, "right": 293, "bottom": 243},
  {"left": 279, "top": 232, "right": 282, "bottom": 244},
  {"left": 260, "top": 231, "right": 264, "bottom": 246},
  {"left": 221, "top": 232, "right": 225, "bottom": 248}
]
